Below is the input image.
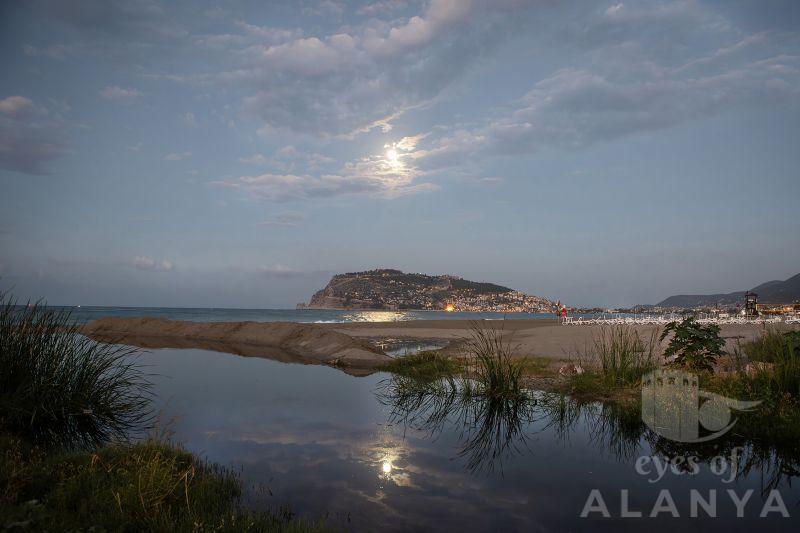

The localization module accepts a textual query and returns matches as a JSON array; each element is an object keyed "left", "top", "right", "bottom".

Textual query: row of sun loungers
[{"left": 562, "top": 316, "right": 800, "bottom": 326}]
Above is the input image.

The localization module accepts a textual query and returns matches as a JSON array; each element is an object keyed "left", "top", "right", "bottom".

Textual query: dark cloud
[
  {"left": 0, "top": 96, "right": 67, "bottom": 175},
  {"left": 36, "top": 0, "right": 187, "bottom": 41}
]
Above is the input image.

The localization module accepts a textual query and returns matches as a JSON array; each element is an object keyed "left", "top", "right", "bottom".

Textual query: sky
[{"left": 1, "top": 0, "right": 799, "bottom": 308}]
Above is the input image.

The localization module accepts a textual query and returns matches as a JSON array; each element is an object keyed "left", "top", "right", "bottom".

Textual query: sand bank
[
  {"left": 81, "top": 317, "right": 391, "bottom": 370},
  {"left": 326, "top": 319, "right": 793, "bottom": 362},
  {"left": 83, "top": 317, "right": 798, "bottom": 372}
]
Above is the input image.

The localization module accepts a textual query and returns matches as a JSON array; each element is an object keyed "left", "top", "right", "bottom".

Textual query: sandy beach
[
  {"left": 81, "top": 316, "right": 797, "bottom": 371},
  {"left": 326, "top": 318, "right": 793, "bottom": 361}
]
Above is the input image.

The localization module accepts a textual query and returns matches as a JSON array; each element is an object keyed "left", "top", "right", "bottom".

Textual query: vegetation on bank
[
  {"left": 0, "top": 295, "right": 151, "bottom": 449},
  {"left": 0, "top": 434, "right": 326, "bottom": 532},
  {"left": 564, "top": 320, "right": 800, "bottom": 447},
  {"left": 380, "top": 318, "right": 800, "bottom": 448},
  {"left": 377, "top": 351, "right": 463, "bottom": 380},
  {"left": 0, "top": 294, "right": 330, "bottom": 532},
  {"left": 379, "top": 324, "right": 530, "bottom": 402},
  {"left": 558, "top": 325, "right": 658, "bottom": 401}
]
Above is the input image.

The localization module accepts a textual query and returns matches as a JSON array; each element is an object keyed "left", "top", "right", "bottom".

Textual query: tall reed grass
[
  {"left": 592, "top": 325, "right": 659, "bottom": 386},
  {"left": 0, "top": 293, "right": 151, "bottom": 449},
  {"left": 462, "top": 323, "right": 526, "bottom": 401},
  {"left": 738, "top": 329, "right": 800, "bottom": 398},
  {"left": 376, "top": 323, "right": 533, "bottom": 473}
]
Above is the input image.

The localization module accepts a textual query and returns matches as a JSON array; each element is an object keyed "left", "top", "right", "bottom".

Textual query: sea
[{"left": 59, "top": 306, "right": 562, "bottom": 325}]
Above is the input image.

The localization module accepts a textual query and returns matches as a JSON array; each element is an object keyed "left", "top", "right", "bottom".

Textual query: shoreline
[{"left": 81, "top": 316, "right": 797, "bottom": 374}]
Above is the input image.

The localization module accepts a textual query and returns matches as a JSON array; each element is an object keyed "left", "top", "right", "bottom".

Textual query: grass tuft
[
  {"left": 0, "top": 292, "right": 152, "bottom": 449},
  {"left": 594, "top": 325, "right": 659, "bottom": 386},
  {"left": 560, "top": 325, "right": 659, "bottom": 400},
  {"left": 377, "top": 350, "right": 462, "bottom": 380},
  {"left": 462, "top": 323, "right": 527, "bottom": 402}
]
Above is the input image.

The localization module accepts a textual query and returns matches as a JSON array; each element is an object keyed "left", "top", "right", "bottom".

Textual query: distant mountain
[
  {"left": 299, "top": 268, "right": 554, "bottom": 312},
  {"left": 656, "top": 272, "right": 800, "bottom": 308}
]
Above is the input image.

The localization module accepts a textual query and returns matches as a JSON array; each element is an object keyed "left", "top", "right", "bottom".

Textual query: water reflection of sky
[{"left": 145, "top": 348, "right": 799, "bottom": 532}]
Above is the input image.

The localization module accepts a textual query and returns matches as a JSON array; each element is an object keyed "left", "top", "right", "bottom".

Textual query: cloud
[
  {"left": 131, "top": 256, "right": 174, "bottom": 271},
  {"left": 356, "top": 0, "right": 408, "bottom": 17},
  {"left": 181, "top": 112, "right": 198, "bottom": 128},
  {"left": 99, "top": 85, "right": 141, "bottom": 102},
  {"left": 233, "top": 22, "right": 304, "bottom": 45},
  {"left": 21, "top": 43, "right": 80, "bottom": 60},
  {"left": 217, "top": 134, "right": 437, "bottom": 201},
  {"left": 164, "top": 151, "right": 191, "bottom": 161},
  {"left": 239, "top": 154, "right": 268, "bottom": 165},
  {"left": 269, "top": 145, "right": 336, "bottom": 171},
  {"left": 487, "top": 57, "right": 800, "bottom": 153},
  {"left": 215, "top": 168, "right": 435, "bottom": 202},
  {"left": 257, "top": 264, "right": 316, "bottom": 278},
  {"left": 303, "top": 1, "right": 346, "bottom": 18},
  {"left": 0, "top": 96, "right": 35, "bottom": 117},
  {"left": 409, "top": 26, "right": 800, "bottom": 169},
  {"left": 0, "top": 96, "right": 67, "bottom": 174},
  {"left": 361, "top": 0, "right": 474, "bottom": 57},
  {"left": 259, "top": 212, "right": 306, "bottom": 227},
  {"left": 167, "top": 0, "right": 532, "bottom": 137}
]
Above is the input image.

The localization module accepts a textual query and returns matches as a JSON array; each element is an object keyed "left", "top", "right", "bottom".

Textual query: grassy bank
[
  {"left": 379, "top": 322, "right": 800, "bottom": 449},
  {"left": 0, "top": 433, "right": 327, "bottom": 532},
  {"left": 563, "top": 325, "right": 800, "bottom": 445}
]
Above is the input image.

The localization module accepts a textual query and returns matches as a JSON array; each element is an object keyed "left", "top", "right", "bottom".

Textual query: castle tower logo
[{"left": 641, "top": 369, "right": 761, "bottom": 443}]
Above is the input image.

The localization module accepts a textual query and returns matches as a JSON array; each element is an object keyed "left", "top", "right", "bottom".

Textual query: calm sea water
[
  {"left": 137, "top": 347, "right": 799, "bottom": 532},
  {"left": 57, "top": 306, "right": 560, "bottom": 325}
]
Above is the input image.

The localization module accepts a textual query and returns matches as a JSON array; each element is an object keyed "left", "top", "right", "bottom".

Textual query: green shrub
[
  {"left": 0, "top": 293, "right": 151, "bottom": 449},
  {"left": 660, "top": 317, "right": 725, "bottom": 372}
]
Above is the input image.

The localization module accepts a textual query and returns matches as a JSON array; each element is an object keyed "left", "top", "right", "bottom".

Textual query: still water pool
[{"left": 143, "top": 348, "right": 799, "bottom": 532}]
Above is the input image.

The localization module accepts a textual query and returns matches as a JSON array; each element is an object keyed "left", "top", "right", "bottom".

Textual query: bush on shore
[{"left": 660, "top": 317, "right": 725, "bottom": 372}]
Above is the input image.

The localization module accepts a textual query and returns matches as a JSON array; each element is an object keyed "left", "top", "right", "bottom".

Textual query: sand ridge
[{"left": 81, "top": 316, "right": 391, "bottom": 369}]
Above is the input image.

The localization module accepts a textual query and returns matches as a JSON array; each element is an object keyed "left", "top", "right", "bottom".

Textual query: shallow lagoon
[{"left": 144, "top": 348, "right": 799, "bottom": 532}]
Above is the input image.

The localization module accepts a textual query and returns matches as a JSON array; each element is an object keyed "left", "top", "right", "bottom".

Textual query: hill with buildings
[{"left": 298, "top": 269, "right": 554, "bottom": 312}]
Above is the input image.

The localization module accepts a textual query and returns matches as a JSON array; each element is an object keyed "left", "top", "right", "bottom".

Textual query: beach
[{"left": 81, "top": 316, "right": 792, "bottom": 371}]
